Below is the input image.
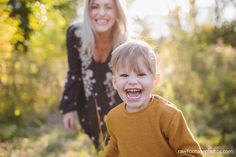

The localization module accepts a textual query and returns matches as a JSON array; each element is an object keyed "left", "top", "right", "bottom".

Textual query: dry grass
[{"left": 0, "top": 113, "right": 97, "bottom": 157}]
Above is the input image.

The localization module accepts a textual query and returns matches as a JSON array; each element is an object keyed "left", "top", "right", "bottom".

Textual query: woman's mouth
[{"left": 96, "top": 19, "right": 108, "bottom": 25}]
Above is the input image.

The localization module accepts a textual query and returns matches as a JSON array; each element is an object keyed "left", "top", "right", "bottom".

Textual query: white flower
[{"left": 104, "top": 72, "right": 116, "bottom": 105}]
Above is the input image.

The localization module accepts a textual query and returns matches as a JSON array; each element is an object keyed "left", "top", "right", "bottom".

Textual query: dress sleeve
[
  {"left": 166, "top": 110, "right": 203, "bottom": 157},
  {"left": 59, "top": 25, "right": 86, "bottom": 114}
]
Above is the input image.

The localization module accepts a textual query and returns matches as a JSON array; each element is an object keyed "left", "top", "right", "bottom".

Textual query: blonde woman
[{"left": 59, "top": 0, "right": 130, "bottom": 149}]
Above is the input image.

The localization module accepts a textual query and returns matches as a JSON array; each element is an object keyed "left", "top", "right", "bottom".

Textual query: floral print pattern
[{"left": 59, "top": 25, "right": 122, "bottom": 148}]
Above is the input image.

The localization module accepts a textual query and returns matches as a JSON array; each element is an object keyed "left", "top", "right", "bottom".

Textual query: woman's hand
[{"left": 63, "top": 111, "right": 77, "bottom": 131}]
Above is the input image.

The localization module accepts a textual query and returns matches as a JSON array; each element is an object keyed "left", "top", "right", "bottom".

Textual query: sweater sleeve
[
  {"left": 99, "top": 115, "right": 119, "bottom": 157},
  {"left": 59, "top": 25, "right": 86, "bottom": 114},
  {"left": 167, "top": 110, "right": 203, "bottom": 157}
]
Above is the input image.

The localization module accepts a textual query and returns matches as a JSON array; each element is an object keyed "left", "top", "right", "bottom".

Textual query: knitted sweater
[{"left": 99, "top": 95, "right": 203, "bottom": 157}]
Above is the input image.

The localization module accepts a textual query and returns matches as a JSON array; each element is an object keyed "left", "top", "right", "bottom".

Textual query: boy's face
[{"left": 112, "top": 58, "right": 160, "bottom": 112}]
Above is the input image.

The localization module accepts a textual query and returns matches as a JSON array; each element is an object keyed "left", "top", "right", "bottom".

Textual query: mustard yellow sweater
[{"left": 99, "top": 95, "right": 203, "bottom": 157}]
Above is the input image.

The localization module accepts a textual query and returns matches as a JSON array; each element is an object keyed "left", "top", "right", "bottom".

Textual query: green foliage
[
  {"left": 157, "top": 22, "right": 236, "bottom": 149},
  {"left": 0, "top": 0, "right": 79, "bottom": 140},
  {"left": 195, "top": 21, "right": 236, "bottom": 47}
]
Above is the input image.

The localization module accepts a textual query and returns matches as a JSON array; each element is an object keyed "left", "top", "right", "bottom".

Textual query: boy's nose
[
  {"left": 127, "top": 78, "right": 138, "bottom": 86},
  {"left": 128, "top": 82, "right": 137, "bottom": 86}
]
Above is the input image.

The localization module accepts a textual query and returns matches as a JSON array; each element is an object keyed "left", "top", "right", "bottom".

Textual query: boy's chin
[
  {"left": 120, "top": 94, "right": 146, "bottom": 105},
  {"left": 125, "top": 100, "right": 143, "bottom": 107}
]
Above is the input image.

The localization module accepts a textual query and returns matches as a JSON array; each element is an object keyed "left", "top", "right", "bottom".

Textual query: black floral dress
[{"left": 59, "top": 25, "right": 122, "bottom": 148}]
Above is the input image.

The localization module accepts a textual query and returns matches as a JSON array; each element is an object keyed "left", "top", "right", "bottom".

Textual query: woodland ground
[{"left": 0, "top": 112, "right": 97, "bottom": 157}]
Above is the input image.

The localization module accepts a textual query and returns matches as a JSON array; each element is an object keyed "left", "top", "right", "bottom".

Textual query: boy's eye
[
  {"left": 120, "top": 74, "right": 128, "bottom": 77},
  {"left": 138, "top": 73, "right": 146, "bottom": 77}
]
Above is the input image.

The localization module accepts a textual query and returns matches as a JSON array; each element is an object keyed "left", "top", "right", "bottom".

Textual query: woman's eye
[
  {"left": 91, "top": 5, "right": 99, "bottom": 9},
  {"left": 106, "top": 6, "right": 113, "bottom": 9},
  {"left": 120, "top": 74, "right": 128, "bottom": 77}
]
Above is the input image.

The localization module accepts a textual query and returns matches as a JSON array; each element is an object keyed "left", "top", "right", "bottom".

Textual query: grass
[{"left": 0, "top": 112, "right": 97, "bottom": 157}]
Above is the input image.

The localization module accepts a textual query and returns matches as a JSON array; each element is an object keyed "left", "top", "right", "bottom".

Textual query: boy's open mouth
[{"left": 125, "top": 88, "right": 142, "bottom": 100}]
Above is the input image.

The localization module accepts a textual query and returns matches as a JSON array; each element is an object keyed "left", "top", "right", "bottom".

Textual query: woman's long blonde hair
[{"left": 81, "top": 0, "right": 130, "bottom": 56}]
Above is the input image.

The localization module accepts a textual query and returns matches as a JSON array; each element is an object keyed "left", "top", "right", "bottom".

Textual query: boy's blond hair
[{"left": 111, "top": 40, "right": 157, "bottom": 75}]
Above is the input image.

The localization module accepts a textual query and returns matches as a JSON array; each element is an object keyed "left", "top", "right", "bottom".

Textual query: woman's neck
[
  {"left": 95, "top": 32, "right": 113, "bottom": 51},
  {"left": 96, "top": 32, "right": 112, "bottom": 45},
  {"left": 93, "top": 33, "right": 113, "bottom": 63}
]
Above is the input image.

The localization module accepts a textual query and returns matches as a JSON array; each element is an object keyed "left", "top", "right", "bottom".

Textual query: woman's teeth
[{"left": 96, "top": 19, "right": 108, "bottom": 25}]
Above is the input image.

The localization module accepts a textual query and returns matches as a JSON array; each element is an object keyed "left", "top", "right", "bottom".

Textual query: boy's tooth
[
  {"left": 127, "top": 89, "right": 140, "bottom": 92},
  {"left": 127, "top": 92, "right": 141, "bottom": 98}
]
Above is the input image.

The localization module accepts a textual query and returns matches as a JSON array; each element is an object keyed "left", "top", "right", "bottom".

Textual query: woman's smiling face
[{"left": 90, "top": 0, "right": 117, "bottom": 34}]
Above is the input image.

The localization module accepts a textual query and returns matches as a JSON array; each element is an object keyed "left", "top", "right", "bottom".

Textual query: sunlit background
[
  {"left": 1, "top": 0, "right": 236, "bottom": 156},
  {"left": 128, "top": 0, "right": 236, "bottom": 38}
]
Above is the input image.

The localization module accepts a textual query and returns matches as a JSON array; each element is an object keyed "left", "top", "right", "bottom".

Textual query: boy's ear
[
  {"left": 112, "top": 75, "right": 117, "bottom": 90},
  {"left": 153, "top": 73, "right": 160, "bottom": 86}
]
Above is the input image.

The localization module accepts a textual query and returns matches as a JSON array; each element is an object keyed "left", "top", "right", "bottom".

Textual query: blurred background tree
[
  {"left": 154, "top": 0, "right": 236, "bottom": 152},
  {"left": 0, "top": 0, "right": 81, "bottom": 139}
]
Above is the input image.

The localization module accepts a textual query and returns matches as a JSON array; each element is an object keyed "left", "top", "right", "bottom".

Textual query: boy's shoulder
[
  {"left": 106, "top": 102, "right": 124, "bottom": 119},
  {"left": 152, "top": 95, "right": 181, "bottom": 114},
  {"left": 152, "top": 95, "right": 184, "bottom": 130}
]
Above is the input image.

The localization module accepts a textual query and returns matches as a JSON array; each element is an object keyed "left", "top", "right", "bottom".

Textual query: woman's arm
[{"left": 59, "top": 25, "right": 85, "bottom": 130}]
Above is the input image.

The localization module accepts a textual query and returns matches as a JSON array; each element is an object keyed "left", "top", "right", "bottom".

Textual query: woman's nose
[{"left": 98, "top": 7, "right": 106, "bottom": 15}]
